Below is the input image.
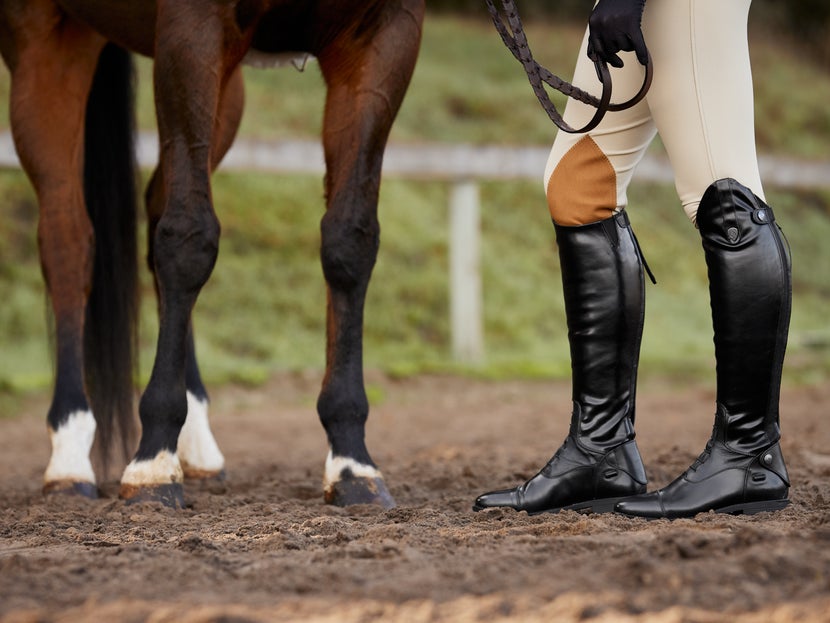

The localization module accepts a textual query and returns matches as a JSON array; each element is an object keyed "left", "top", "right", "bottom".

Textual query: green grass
[{"left": 0, "top": 14, "right": 829, "bottom": 399}]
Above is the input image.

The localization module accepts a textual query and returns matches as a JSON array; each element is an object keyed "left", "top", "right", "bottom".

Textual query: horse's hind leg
[
  {"left": 119, "top": 1, "right": 241, "bottom": 506},
  {"left": 1, "top": 4, "right": 105, "bottom": 496},
  {"left": 142, "top": 67, "right": 244, "bottom": 482},
  {"left": 316, "top": 1, "right": 424, "bottom": 507}
]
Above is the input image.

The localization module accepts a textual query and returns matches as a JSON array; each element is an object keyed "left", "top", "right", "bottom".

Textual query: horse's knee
[
  {"left": 153, "top": 198, "right": 220, "bottom": 293},
  {"left": 320, "top": 211, "right": 379, "bottom": 291},
  {"left": 547, "top": 136, "right": 618, "bottom": 226}
]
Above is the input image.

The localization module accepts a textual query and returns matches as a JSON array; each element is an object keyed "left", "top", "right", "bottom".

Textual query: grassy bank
[{"left": 0, "top": 14, "right": 828, "bottom": 398}]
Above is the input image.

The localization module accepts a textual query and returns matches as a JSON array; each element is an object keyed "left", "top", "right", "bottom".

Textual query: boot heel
[
  {"left": 590, "top": 497, "right": 624, "bottom": 514},
  {"left": 717, "top": 499, "right": 790, "bottom": 516},
  {"left": 562, "top": 496, "right": 623, "bottom": 514}
]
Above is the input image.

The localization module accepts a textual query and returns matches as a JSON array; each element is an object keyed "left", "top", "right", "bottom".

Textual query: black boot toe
[
  {"left": 614, "top": 491, "right": 666, "bottom": 519},
  {"left": 473, "top": 488, "right": 521, "bottom": 512}
]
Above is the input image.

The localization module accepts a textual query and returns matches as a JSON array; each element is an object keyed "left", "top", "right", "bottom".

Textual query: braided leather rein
[{"left": 485, "top": 0, "right": 653, "bottom": 133}]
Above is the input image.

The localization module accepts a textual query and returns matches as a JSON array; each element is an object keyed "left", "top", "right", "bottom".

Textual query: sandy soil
[{"left": 1, "top": 373, "right": 829, "bottom": 623}]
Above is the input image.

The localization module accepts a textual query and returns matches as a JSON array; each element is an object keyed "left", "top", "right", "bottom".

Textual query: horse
[{"left": 0, "top": 0, "right": 425, "bottom": 508}]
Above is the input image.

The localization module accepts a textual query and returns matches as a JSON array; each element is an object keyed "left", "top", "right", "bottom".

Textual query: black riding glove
[{"left": 587, "top": 0, "right": 648, "bottom": 68}]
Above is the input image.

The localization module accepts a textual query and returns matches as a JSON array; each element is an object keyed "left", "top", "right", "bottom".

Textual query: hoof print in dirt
[
  {"left": 325, "top": 475, "right": 396, "bottom": 509},
  {"left": 42, "top": 480, "right": 99, "bottom": 499},
  {"left": 120, "top": 483, "right": 186, "bottom": 509}
]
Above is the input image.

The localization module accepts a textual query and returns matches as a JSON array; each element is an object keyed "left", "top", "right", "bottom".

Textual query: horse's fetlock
[
  {"left": 139, "top": 385, "right": 188, "bottom": 438},
  {"left": 317, "top": 386, "right": 369, "bottom": 423},
  {"left": 136, "top": 380, "right": 187, "bottom": 459}
]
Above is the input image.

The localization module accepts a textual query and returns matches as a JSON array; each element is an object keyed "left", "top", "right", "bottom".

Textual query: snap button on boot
[{"left": 751, "top": 208, "right": 772, "bottom": 225}]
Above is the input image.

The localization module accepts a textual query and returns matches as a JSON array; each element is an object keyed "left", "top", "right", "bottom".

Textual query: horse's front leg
[
  {"left": 141, "top": 67, "right": 244, "bottom": 483},
  {"left": 316, "top": 1, "right": 424, "bottom": 508},
  {"left": 119, "top": 1, "right": 239, "bottom": 506}
]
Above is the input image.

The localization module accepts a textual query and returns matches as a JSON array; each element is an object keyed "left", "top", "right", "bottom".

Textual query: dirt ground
[{"left": 1, "top": 373, "right": 829, "bottom": 623}]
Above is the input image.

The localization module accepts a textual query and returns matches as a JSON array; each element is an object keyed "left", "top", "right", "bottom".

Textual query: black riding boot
[
  {"left": 616, "top": 178, "right": 791, "bottom": 519},
  {"left": 474, "top": 211, "right": 648, "bottom": 514}
]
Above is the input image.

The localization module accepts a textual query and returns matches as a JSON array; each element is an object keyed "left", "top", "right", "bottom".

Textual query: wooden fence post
[{"left": 449, "top": 180, "right": 484, "bottom": 364}]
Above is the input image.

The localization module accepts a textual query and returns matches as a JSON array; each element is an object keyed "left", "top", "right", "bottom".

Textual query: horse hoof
[
  {"left": 183, "top": 467, "right": 226, "bottom": 482},
  {"left": 183, "top": 468, "right": 227, "bottom": 494},
  {"left": 120, "top": 483, "right": 186, "bottom": 508},
  {"left": 324, "top": 475, "right": 396, "bottom": 509},
  {"left": 43, "top": 480, "right": 99, "bottom": 499}
]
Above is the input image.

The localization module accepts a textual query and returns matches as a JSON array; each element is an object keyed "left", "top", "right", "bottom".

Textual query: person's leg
[
  {"left": 643, "top": 0, "right": 765, "bottom": 223},
  {"left": 616, "top": 0, "right": 791, "bottom": 518},
  {"left": 474, "top": 28, "right": 655, "bottom": 514}
]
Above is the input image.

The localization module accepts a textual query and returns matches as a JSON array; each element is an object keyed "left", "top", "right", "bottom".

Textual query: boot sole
[
  {"left": 715, "top": 498, "right": 790, "bottom": 516},
  {"left": 616, "top": 498, "right": 791, "bottom": 521},
  {"left": 472, "top": 496, "right": 625, "bottom": 516}
]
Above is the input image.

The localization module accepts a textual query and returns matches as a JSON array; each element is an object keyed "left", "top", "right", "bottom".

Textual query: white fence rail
[
  {"left": 6, "top": 131, "right": 829, "bottom": 187},
  {"left": 2, "top": 131, "right": 829, "bottom": 364}
]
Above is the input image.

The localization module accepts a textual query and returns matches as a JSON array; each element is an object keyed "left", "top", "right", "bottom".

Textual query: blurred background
[{"left": 0, "top": 2, "right": 828, "bottom": 404}]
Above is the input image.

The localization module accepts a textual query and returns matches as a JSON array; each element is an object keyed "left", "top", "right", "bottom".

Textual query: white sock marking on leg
[
  {"left": 121, "top": 450, "right": 183, "bottom": 486},
  {"left": 178, "top": 391, "right": 225, "bottom": 473},
  {"left": 44, "top": 410, "right": 97, "bottom": 485},
  {"left": 323, "top": 450, "right": 382, "bottom": 489}
]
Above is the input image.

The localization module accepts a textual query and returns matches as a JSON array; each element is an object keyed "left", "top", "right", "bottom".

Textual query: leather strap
[{"left": 485, "top": 0, "right": 653, "bottom": 133}]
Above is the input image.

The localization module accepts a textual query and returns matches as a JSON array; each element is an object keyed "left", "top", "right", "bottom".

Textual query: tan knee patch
[{"left": 547, "top": 136, "right": 617, "bottom": 226}]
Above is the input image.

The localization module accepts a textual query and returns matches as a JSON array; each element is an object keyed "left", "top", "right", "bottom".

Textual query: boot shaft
[
  {"left": 697, "top": 178, "right": 792, "bottom": 451},
  {"left": 554, "top": 211, "right": 646, "bottom": 450}
]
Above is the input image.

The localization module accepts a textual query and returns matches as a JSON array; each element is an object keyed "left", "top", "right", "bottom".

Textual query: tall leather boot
[
  {"left": 616, "top": 178, "right": 791, "bottom": 519},
  {"left": 474, "top": 211, "right": 648, "bottom": 514}
]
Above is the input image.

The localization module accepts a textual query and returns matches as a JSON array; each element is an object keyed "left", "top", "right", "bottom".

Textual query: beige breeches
[{"left": 544, "top": 0, "right": 764, "bottom": 225}]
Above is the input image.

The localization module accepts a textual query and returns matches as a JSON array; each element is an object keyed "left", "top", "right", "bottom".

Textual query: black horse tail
[{"left": 83, "top": 43, "right": 140, "bottom": 475}]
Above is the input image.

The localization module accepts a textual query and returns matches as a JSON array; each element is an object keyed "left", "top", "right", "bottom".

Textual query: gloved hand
[{"left": 587, "top": 0, "right": 648, "bottom": 68}]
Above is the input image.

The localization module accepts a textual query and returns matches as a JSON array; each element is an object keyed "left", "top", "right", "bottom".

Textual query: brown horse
[{"left": 0, "top": 0, "right": 425, "bottom": 508}]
